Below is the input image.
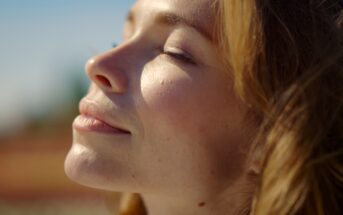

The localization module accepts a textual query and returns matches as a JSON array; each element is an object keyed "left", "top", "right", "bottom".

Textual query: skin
[{"left": 65, "top": 0, "right": 257, "bottom": 214}]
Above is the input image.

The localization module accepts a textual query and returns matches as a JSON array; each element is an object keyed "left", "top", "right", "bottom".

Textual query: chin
[
  {"left": 64, "top": 141, "right": 139, "bottom": 192},
  {"left": 64, "top": 129, "right": 115, "bottom": 190},
  {"left": 64, "top": 143, "right": 103, "bottom": 188}
]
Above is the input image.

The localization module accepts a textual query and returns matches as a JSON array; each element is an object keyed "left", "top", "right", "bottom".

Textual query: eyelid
[
  {"left": 164, "top": 47, "right": 194, "bottom": 60},
  {"left": 162, "top": 46, "right": 196, "bottom": 65}
]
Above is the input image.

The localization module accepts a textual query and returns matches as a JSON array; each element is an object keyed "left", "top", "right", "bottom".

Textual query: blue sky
[{"left": 0, "top": 0, "right": 135, "bottom": 133}]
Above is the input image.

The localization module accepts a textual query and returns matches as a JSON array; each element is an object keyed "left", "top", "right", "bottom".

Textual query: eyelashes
[{"left": 161, "top": 48, "right": 196, "bottom": 65}]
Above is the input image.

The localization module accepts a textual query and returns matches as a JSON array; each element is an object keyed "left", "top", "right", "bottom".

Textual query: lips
[{"left": 73, "top": 100, "right": 131, "bottom": 134}]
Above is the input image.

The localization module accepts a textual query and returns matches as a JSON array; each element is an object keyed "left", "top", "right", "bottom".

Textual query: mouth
[{"left": 72, "top": 100, "right": 131, "bottom": 135}]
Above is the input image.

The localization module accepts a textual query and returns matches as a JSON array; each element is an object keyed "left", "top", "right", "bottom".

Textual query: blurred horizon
[{"left": 0, "top": 0, "right": 135, "bottom": 136}]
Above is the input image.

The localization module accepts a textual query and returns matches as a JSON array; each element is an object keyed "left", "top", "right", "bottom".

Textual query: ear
[
  {"left": 246, "top": 145, "right": 263, "bottom": 176},
  {"left": 248, "top": 157, "right": 262, "bottom": 176}
]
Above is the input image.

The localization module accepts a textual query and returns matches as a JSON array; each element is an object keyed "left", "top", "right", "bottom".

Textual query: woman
[{"left": 64, "top": 0, "right": 343, "bottom": 214}]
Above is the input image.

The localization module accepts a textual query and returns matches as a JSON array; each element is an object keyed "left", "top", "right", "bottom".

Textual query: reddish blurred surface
[
  {"left": 1, "top": 126, "right": 90, "bottom": 198},
  {"left": 0, "top": 123, "right": 120, "bottom": 214}
]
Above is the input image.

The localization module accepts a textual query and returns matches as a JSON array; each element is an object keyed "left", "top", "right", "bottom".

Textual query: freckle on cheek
[{"left": 198, "top": 202, "right": 206, "bottom": 207}]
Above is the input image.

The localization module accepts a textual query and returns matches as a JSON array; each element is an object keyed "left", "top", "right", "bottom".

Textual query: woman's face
[{"left": 65, "top": 0, "right": 252, "bottom": 200}]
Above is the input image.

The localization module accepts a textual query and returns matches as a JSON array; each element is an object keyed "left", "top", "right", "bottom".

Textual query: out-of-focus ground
[{"left": 0, "top": 114, "right": 121, "bottom": 215}]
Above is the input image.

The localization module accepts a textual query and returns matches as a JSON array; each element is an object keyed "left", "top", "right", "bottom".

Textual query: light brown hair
[{"left": 219, "top": 0, "right": 343, "bottom": 214}]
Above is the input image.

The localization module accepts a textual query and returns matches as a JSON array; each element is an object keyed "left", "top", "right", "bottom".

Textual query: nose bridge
[{"left": 86, "top": 43, "right": 134, "bottom": 94}]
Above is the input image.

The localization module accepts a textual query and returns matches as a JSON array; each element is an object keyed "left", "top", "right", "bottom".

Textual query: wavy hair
[
  {"left": 219, "top": 0, "right": 343, "bottom": 214},
  {"left": 117, "top": 0, "right": 343, "bottom": 214}
]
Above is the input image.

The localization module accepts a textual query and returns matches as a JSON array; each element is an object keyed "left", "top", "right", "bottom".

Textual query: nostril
[{"left": 95, "top": 75, "right": 112, "bottom": 88}]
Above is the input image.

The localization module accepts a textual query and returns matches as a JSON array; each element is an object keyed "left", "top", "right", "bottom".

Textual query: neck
[{"left": 140, "top": 176, "right": 255, "bottom": 215}]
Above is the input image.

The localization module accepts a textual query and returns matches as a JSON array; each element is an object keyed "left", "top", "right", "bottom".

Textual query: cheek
[
  {"left": 138, "top": 63, "right": 238, "bottom": 143},
  {"left": 136, "top": 64, "right": 249, "bottom": 192},
  {"left": 140, "top": 67, "right": 195, "bottom": 125},
  {"left": 139, "top": 66, "right": 235, "bottom": 140}
]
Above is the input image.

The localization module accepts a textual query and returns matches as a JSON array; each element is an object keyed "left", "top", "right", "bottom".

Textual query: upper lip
[{"left": 79, "top": 99, "right": 131, "bottom": 134}]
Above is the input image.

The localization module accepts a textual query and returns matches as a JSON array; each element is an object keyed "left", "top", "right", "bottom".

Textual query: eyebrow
[{"left": 126, "top": 10, "right": 213, "bottom": 42}]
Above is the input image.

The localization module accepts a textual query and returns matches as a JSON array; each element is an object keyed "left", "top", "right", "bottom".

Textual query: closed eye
[{"left": 162, "top": 50, "right": 196, "bottom": 65}]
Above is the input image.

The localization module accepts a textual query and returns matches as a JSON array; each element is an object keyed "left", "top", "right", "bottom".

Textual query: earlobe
[
  {"left": 248, "top": 160, "right": 261, "bottom": 176},
  {"left": 247, "top": 149, "right": 263, "bottom": 176}
]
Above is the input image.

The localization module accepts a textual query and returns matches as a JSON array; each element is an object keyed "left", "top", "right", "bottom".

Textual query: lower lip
[{"left": 73, "top": 115, "right": 130, "bottom": 135}]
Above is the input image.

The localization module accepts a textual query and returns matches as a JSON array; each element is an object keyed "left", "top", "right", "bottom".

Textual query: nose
[{"left": 85, "top": 50, "right": 129, "bottom": 94}]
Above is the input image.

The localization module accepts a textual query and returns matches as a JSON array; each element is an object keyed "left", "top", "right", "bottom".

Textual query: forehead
[
  {"left": 134, "top": 0, "right": 216, "bottom": 15},
  {"left": 132, "top": 0, "right": 217, "bottom": 37}
]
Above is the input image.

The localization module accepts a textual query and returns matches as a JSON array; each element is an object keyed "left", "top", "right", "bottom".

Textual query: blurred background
[{"left": 0, "top": 0, "right": 134, "bottom": 214}]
